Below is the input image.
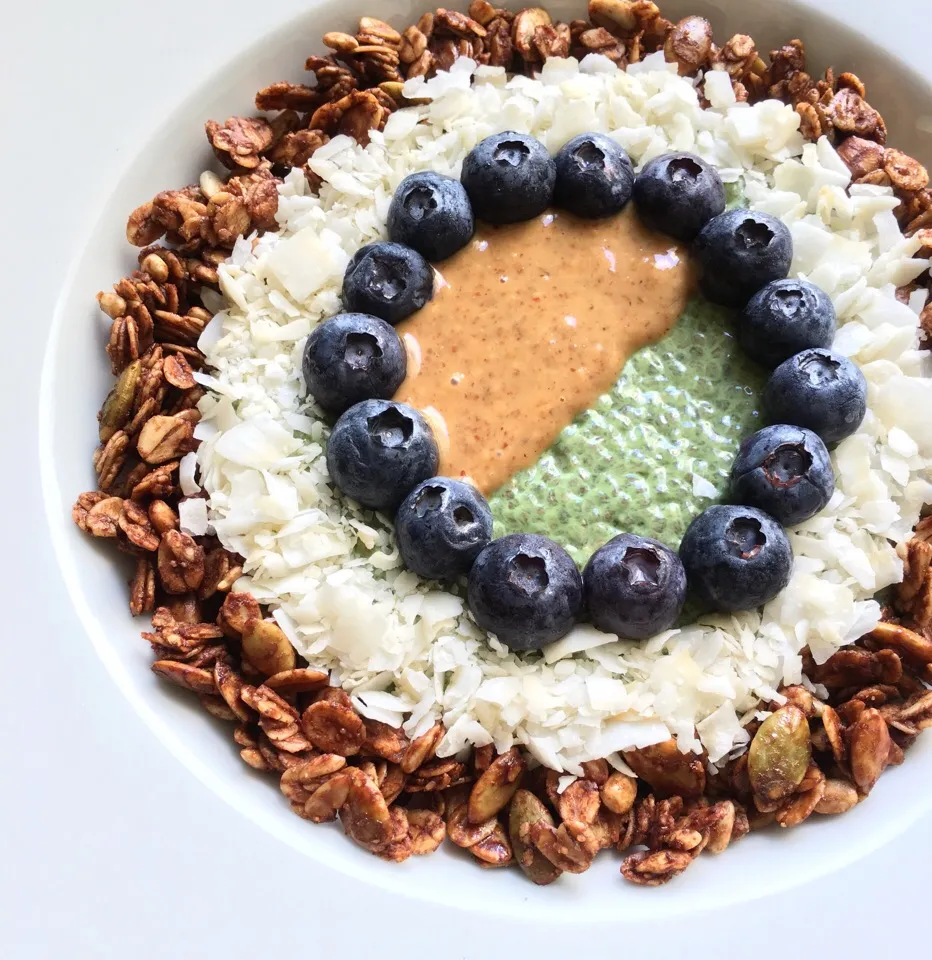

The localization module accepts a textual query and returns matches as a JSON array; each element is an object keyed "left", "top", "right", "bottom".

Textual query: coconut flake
[
  {"left": 556, "top": 774, "right": 577, "bottom": 794},
  {"left": 590, "top": 719, "right": 671, "bottom": 758},
  {"left": 543, "top": 624, "right": 619, "bottom": 662},
  {"left": 179, "top": 498, "right": 209, "bottom": 537},
  {"left": 704, "top": 70, "right": 737, "bottom": 109},
  {"left": 265, "top": 226, "right": 350, "bottom": 301},
  {"left": 213, "top": 416, "right": 302, "bottom": 469},
  {"left": 691, "top": 472, "right": 718, "bottom": 499},
  {"left": 179, "top": 452, "right": 200, "bottom": 496}
]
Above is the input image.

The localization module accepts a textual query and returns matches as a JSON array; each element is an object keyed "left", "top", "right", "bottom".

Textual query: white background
[{"left": 2, "top": 1, "right": 930, "bottom": 956}]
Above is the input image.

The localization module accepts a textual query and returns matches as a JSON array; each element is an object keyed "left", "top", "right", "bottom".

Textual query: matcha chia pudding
[{"left": 491, "top": 297, "right": 766, "bottom": 563}]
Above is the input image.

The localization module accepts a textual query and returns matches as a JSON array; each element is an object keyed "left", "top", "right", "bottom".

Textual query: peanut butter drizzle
[{"left": 394, "top": 207, "right": 695, "bottom": 496}]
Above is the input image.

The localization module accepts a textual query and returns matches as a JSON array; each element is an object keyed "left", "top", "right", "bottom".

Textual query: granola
[{"left": 72, "top": 1, "right": 932, "bottom": 889}]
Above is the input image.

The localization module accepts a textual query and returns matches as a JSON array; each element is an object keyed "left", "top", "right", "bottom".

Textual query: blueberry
[
  {"left": 395, "top": 478, "right": 493, "bottom": 580},
  {"left": 632, "top": 152, "right": 726, "bottom": 241},
  {"left": 583, "top": 534, "right": 686, "bottom": 640},
  {"left": 763, "top": 348, "right": 867, "bottom": 446},
  {"left": 326, "top": 399, "right": 438, "bottom": 512},
  {"left": 461, "top": 132, "right": 557, "bottom": 225},
  {"left": 553, "top": 133, "right": 634, "bottom": 219},
  {"left": 679, "top": 505, "right": 793, "bottom": 612},
  {"left": 729, "top": 424, "right": 835, "bottom": 526},
  {"left": 302, "top": 313, "right": 407, "bottom": 415},
  {"left": 387, "top": 172, "right": 475, "bottom": 262},
  {"left": 694, "top": 209, "right": 793, "bottom": 308},
  {"left": 342, "top": 242, "right": 434, "bottom": 325},
  {"left": 468, "top": 533, "right": 583, "bottom": 651},
  {"left": 739, "top": 278, "right": 836, "bottom": 368}
]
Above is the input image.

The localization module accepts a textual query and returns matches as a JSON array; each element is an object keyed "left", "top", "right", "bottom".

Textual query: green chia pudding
[{"left": 490, "top": 297, "right": 766, "bottom": 566}]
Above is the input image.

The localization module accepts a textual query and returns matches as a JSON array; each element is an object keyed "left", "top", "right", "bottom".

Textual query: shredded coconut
[
  {"left": 178, "top": 497, "right": 209, "bottom": 537},
  {"left": 691, "top": 472, "right": 718, "bottom": 500},
  {"left": 179, "top": 452, "right": 201, "bottom": 496},
  {"left": 195, "top": 56, "right": 932, "bottom": 772}
]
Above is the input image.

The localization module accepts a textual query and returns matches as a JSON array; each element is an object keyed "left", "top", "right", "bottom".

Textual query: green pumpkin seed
[
  {"left": 748, "top": 705, "right": 811, "bottom": 802},
  {"left": 99, "top": 360, "right": 141, "bottom": 442},
  {"left": 508, "top": 789, "right": 562, "bottom": 886}
]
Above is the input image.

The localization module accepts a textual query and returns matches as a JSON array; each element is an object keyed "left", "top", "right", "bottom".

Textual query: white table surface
[{"left": 2, "top": 1, "right": 929, "bottom": 956}]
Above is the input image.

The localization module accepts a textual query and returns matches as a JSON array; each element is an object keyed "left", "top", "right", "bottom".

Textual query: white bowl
[{"left": 40, "top": 0, "right": 932, "bottom": 922}]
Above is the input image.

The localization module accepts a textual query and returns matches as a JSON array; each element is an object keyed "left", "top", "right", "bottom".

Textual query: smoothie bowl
[{"left": 51, "top": 0, "right": 932, "bottom": 902}]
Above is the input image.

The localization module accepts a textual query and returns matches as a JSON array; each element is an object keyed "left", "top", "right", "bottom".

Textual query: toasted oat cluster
[{"left": 73, "top": 2, "right": 932, "bottom": 886}]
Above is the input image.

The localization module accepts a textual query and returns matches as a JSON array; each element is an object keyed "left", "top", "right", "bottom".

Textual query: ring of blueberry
[{"left": 303, "top": 131, "right": 869, "bottom": 653}]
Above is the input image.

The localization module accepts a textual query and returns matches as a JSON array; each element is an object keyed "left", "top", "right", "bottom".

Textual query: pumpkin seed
[
  {"left": 748, "top": 705, "right": 811, "bottom": 802},
  {"left": 99, "top": 359, "right": 141, "bottom": 442},
  {"left": 508, "top": 789, "right": 561, "bottom": 885}
]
